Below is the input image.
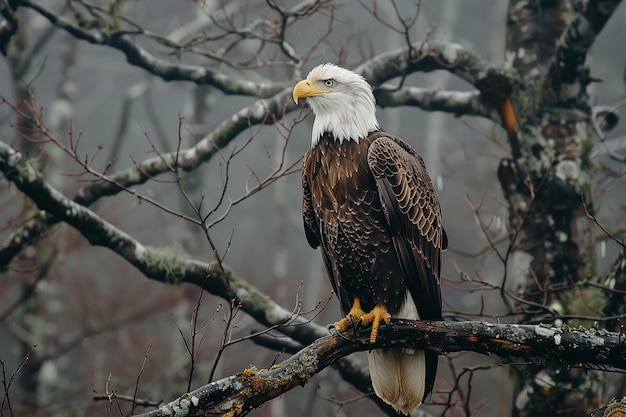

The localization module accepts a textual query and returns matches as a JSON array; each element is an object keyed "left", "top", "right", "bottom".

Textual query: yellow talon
[
  {"left": 334, "top": 296, "right": 366, "bottom": 333},
  {"left": 333, "top": 298, "right": 391, "bottom": 343},
  {"left": 359, "top": 304, "right": 392, "bottom": 343}
]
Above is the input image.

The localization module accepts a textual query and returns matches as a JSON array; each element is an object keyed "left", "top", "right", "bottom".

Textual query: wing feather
[
  {"left": 302, "top": 155, "right": 320, "bottom": 249},
  {"left": 367, "top": 135, "right": 445, "bottom": 321},
  {"left": 368, "top": 134, "right": 445, "bottom": 400},
  {"left": 302, "top": 148, "right": 351, "bottom": 312}
]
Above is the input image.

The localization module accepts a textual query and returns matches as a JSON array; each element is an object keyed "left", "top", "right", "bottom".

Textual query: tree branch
[
  {"left": 359, "top": 40, "right": 517, "bottom": 130},
  {"left": 542, "top": 0, "right": 623, "bottom": 105},
  {"left": 375, "top": 87, "right": 496, "bottom": 121},
  {"left": 0, "top": 89, "right": 294, "bottom": 269},
  {"left": 0, "top": 1, "right": 19, "bottom": 56},
  {"left": 12, "top": 0, "right": 289, "bottom": 96},
  {"left": 132, "top": 319, "right": 626, "bottom": 417},
  {"left": 359, "top": 40, "right": 514, "bottom": 90},
  {"left": 0, "top": 140, "right": 297, "bottom": 327}
]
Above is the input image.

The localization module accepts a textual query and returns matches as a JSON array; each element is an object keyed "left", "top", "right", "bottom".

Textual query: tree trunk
[{"left": 500, "top": 1, "right": 620, "bottom": 415}]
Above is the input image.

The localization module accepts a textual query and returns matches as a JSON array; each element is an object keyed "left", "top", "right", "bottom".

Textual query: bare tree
[{"left": 1, "top": 1, "right": 625, "bottom": 417}]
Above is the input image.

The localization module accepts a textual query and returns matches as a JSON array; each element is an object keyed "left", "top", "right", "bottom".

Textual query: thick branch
[
  {"left": 0, "top": 140, "right": 309, "bottom": 335},
  {"left": 133, "top": 320, "right": 626, "bottom": 417},
  {"left": 5, "top": 41, "right": 503, "bottom": 211},
  {"left": 14, "top": 0, "right": 507, "bottom": 96},
  {"left": 75, "top": 92, "right": 294, "bottom": 205},
  {"left": 0, "top": 1, "right": 19, "bottom": 56},
  {"left": 375, "top": 87, "right": 496, "bottom": 121},
  {"left": 361, "top": 41, "right": 517, "bottom": 130},
  {"left": 542, "top": 0, "right": 623, "bottom": 105},
  {"left": 360, "top": 40, "right": 514, "bottom": 90}
]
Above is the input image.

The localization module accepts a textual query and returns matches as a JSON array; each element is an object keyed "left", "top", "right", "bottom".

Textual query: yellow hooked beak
[{"left": 292, "top": 79, "right": 331, "bottom": 104}]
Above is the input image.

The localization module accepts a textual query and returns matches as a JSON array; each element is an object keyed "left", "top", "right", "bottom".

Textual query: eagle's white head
[{"left": 293, "top": 63, "right": 379, "bottom": 147}]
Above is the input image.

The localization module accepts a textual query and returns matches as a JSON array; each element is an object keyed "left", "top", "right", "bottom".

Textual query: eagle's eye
[{"left": 324, "top": 79, "right": 335, "bottom": 87}]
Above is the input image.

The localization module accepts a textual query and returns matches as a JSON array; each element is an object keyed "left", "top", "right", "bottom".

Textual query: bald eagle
[{"left": 293, "top": 64, "right": 447, "bottom": 414}]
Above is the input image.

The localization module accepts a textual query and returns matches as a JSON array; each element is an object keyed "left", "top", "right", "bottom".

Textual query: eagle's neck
[
  {"left": 316, "top": 130, "right": 380, "bottom": 147},
  {"left": 309, "top": 92, "right": 379, "bottom": 147}
]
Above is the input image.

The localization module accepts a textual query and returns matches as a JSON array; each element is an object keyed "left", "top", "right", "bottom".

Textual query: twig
[
  {"left": 1, "top": 345, "right": 37, "bottom": 417},
  {"left": 581, "top": 193, "right": 626, "bottom": 249},
  {"left": 131, "top": 342, "right": 154, "bottom": 415}
]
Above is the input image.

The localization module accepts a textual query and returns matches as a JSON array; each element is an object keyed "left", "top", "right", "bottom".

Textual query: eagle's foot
[
  {"left": 356, "top": 304, "right": 392, "bottom": 343},
  {"left": 333, "top": 297, "right": 366, "bottom": 336}
]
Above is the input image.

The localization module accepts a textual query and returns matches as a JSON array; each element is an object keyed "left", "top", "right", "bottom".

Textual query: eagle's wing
[
  {"left": 302, "top": 150, "right": 346, "bottom": 307},
  {"left": 367, "top": 135, "right": 447, "bottom": 321},
  {"left": 302, "top": 152, "right": 319, "bottom": 249}
]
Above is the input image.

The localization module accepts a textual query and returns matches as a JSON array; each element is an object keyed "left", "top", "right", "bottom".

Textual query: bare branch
[
  {"left": 581, "top": 193, "right": 626, "bottom": 249},
  {"left": 131, "top": 342, "right": 153, "bottom": 415},
  {"left": 80, "top": 91, "right": 294, "bottom": 202},
  {"left": 0, "top": 89, "right": 294, "bottom": 268},
  {"left": 12, "top": 0, "right": 288, "bottom": 96},
  {"left": 359, "top": 40, "right": 512, "bottom": 90},
  {"left": 375, "top": 87, "right": 494, "bottom": 120}
]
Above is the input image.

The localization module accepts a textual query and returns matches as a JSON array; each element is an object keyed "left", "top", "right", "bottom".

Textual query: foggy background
[{"left": 1, "top": 1, "right": 625, "bottom": 416}]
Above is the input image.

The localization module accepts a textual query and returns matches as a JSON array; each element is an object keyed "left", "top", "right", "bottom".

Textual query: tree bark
[{"left": 501, "top": 1, "right": 623, "bottom": 416}]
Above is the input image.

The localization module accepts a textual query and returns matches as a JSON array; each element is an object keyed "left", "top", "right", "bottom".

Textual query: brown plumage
[
  {"left": 303, "top": 131, "right": 445, "bottom": 320},
  {"left": 294, "top": 64, "right": 446, "bottom": 414}
]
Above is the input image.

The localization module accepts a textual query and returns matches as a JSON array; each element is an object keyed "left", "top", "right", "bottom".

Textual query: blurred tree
[{"left": 0, "top": 1, "right": 625, "bottom": 417}]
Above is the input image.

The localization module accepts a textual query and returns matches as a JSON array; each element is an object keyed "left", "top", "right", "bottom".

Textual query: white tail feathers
[{"left": 368, "top": 348, "right": 426, "bottom": 415}]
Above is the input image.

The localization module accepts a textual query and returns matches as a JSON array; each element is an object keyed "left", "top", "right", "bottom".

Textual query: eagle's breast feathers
[{"left": 302, "top": 132, "right": 445, "bottom": 319}]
